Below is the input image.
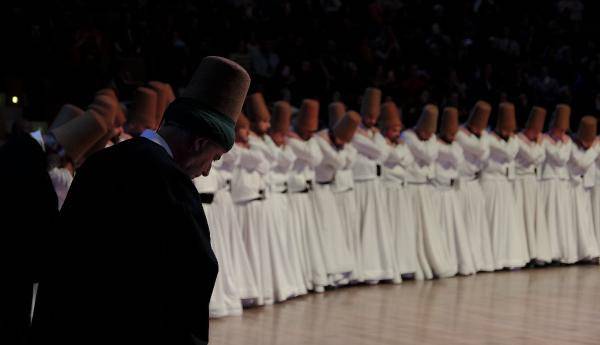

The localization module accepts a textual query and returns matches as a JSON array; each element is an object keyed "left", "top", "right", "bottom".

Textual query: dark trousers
[{"left": 0, "top": 281, "right": 33, "bottom": 345}]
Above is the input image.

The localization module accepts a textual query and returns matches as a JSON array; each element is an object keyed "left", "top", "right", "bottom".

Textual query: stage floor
[{"left": 209, "top": 265, "right": 600, "bottom": 345}]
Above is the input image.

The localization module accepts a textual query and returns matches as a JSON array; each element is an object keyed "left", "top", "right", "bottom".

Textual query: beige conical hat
[
  {"left": 236, "top": 112, "right": 250, "bottom": 131},
  {"left": 334, "top": 110, "right": 361, "bottom": 142},
  {"left": 130, "top": 87, "right": 158, "bottom": 130},
  {"left": 360, "top": 87, "right": 382, "bottom": 119},
  {"left": 246, "top": 92, "right": 271, "bottom": 123},
  {"left": 496, "top": 102, "right": 517, "bottom": 134},
  {"left": 181, "top": 56, "right": 251, "bottom": 122},
  {"left": 525, "top": 106, "right": 547, "bottom": 133},
  {"left": 272, "top": 101, "right": 292, "bottom": 133},
  {"left": 50, "top": 108, "right": 109, "bottom": 163},
  {"left": 96, "top": 88, "right": 126, "bottom": 127},
  {"left": 577, "top": 116, "right": 597, "bottom": 147},
  {"left": 88, "top": 94, "right": 117, "bottom": 131},
  {"left": 466, "top": 100, "right": 492, "bottom": 131},
  {"left": 148, "top": 81, "right": 170, "bottom": 127},
  {"left": 416, "top": 104, "right": 439, "bottom": 135},
  {"left": 440, "top": 107, "right": 459, "bottom": 139},
  {"left": 296, "top": 99, "right": 319, "bottom": 132},
  {"left": 50, "top": 104, "right": 84, "bottom": 130},
  {"left": 328, "top": 102, "right": 346, "bottom": 129},
  {"left": 550, "top": 104, "right": 571, "bottom": 131},
  {"left": 380, "top": 101, "right": 402, "bottom": 130}
]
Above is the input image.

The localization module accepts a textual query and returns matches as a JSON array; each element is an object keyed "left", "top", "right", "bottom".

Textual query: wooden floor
[{"left": 209, "top": 265, "right": 600, "bottom": 345}]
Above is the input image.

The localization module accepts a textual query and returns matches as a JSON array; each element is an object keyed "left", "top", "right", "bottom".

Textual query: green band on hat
[{"left": 163, "top": 97, "right": 235, "bottom": 150}]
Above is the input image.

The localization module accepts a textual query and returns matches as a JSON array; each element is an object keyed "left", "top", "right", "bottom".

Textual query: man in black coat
[{"left": 32, "top": 56, "right": 250, "bottom": 345}]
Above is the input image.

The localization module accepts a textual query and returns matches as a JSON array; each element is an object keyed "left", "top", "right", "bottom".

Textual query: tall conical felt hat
[
  {"left": 246, "top": 92, "right": 271, "bottom": 122},
  {"left": 297, "top": 99, "right": 320, "bottom": 132},
  {"left": 328, "top": 102, "right": 346, "bottom": 129},
  {"left": 272, "top": 101, "right": 292, "bottom": 133},
  {"left": 50, "top": 108, "right": 109, "bottom": 163},
  {"left": 327, "top": 102, "right": 346, "bottom": 129},
  {"left": 88, "top": 94, "right": 117, "bottom": 131},
  {"left": 334, "top": 110, "right": 361, "bottom": 142},
  {"left": 550, "top": 104, "right": 571, "bottom": 131},
  {"left": 180, "top": 56, "right": 251, "bottom": 123},
  {"left": 96, "top": 88, "right": 126, "bottom": 127},
  {"left": 525, "top": 106, "right": 547, "bottom": 133},
  {"left": 380, "top": 101, "right": 402, "bottom": 130},
  {"left": 50, "top": 104, "right": 84, "bottom": 130},
  {"left": 440, "top": 106, "right": 459, "bottom": 139},
  {"left": 236, "top": 112, "right": 250, "bottom": 131},
  {"left": 130, "top": 87, "right": 158, "bottom": 130},
  {"left": 496, "top": 102, "right": 517, "bottom": 133},
  {"left": 466, "top": 100, "right": 492, "bottom": 131},
  {"left": 416, "top": 104, "right": 439, "bottom": 135},
  {"left": 577, "top": 116, "right": 597, "bottom": 147},
  {"left": 148, "top": 81, "right": 170, "bottom": 127},
  {"left": 360, "top": 87, "right": 382, "bottom": 119}
]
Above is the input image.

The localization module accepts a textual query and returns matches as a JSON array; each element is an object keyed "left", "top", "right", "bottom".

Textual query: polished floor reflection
[{"left": 210, "top": 265, "right": 600, "bottom": 345}]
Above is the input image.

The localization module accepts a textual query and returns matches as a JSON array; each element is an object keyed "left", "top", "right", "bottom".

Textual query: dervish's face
[
  {"left": 254, "top": 119, "right": 271, "bottom": 135},
  {"left": 384, "top": 125, "right": 402, "bottom": 142},
  {"left": 185, "top": 139, "right": 227, "bottom": 178},
  {"left": 362, "top": 114, "right": 378, "bottom": 128}
]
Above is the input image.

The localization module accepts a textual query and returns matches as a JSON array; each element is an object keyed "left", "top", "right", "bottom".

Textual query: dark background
[{"left": 1, "top": 0, "right": 599, "bottom": 129}]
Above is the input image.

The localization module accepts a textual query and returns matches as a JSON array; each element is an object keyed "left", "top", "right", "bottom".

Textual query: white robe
[
  {"left": 455, "top": 128, "right": 496, "bottom": 272},
  {"left": 514, "top": 134, "right": 552, "bottom": 263},
  {"left": 539, "top": 135, "right": 574, "bottom": 263},
  {"left": 247, "top": 135, "right": 297, "bottom": 302},
  {"left": 287, "top": 136, "right": 329, "bottom": 292},
  {"left": 351, "top": 128, "right": 396, "bottom": 282},
  {"left": 331, "top": 145, "right": 363, "bottom": 283},
  {"left": 567, "top": 143, "right": 600, "bottom": 261},
  {"left": 313, "top": 131, "right": 354, "bottom": 284},
  {"left": 193, "top": 165, "right": 243, "bottom": 318},
  {"left": 592, "top": 152, "right": 600, "bottom": 250},
  {"left": 480, "top": 132, "right": 529, "bottom": 269},
  {"left": 433, "top": 140, "right": 476, "bottom": 276},
  {"left": 213, "top": 147, "right": 260, "bottom": 303},
  {"left": 381, "top": 140, "right": 419, "bottom": 278},
  {"left": 402, "top": 130, "right": 455, "bottom": 279}
]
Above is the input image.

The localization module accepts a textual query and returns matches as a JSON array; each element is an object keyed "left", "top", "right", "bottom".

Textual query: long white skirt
[
  {"left": 592, "top": 184, "right": 600, "bottom": 250},
  {"left": 311, "top": 184, "right": 354, "bottom": 283},
  {"left": 204, "top": 202, "right": 242, "bottom": 318},
  {"left": 353, "top": 179, "right": 396, "bottom": 282},
  {"left": 481, "top": 178, "right": 530, "bottom": 269},
  {"left": 433, "top": 187, "right": 476, "bottom": 276},
  {"left": 236, "top": 197, "right": 296, "bottom": 305},
  {"left": 569, "top": 182, "right": 600, "bottom": 261},
  {"left": 215, "top": 191, "right": 259, "bottom": 303},
  {"left": 265, "top": 192, "right": 307, "bottom": 297},
  {"left": 405, "top": 184, "right": 455, "bottom": 279},
  {"left": 287, "top": 192, "right": 329, "bottom": 291},
  {"left": 333, "top": 189, "right": 363, "bottom": 282},
  {"left": 514, "top": 176, "right": 553, "bottom": 263},
  {"left": 540, "top": 179, "right": 574, "bottom": 263},
  {"left": 456, "top": 179, "right": 496, "bottom": 271},
  {"left": 383, "top": 183, "right": 419, "bottom": 277}
]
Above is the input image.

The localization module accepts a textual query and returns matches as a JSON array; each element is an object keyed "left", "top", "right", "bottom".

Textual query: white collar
[{"left": 140, "top": 129, "right": 174, "bottom": 158}]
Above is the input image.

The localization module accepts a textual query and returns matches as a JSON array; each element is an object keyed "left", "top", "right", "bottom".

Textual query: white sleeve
[
  {"left": 317, "top": 136, "right": 346, "bottom": 170},
  {"left": 544, "top": 136, "right": 570, "bottom": 166},
  {"left": 402, "top": 130, "right": 438, "bottom": 165},
  {"left": 488, "top": 135, "right": 513, "bottom": 162},
  {"left": 288, "top": 137, "right": 323, "bottom": 167},
  {"left": 569, "top": 143, "right": 599, "bottom": 173},
  {"left": 373, "top": 132, "right": 391, "bottom": 162},
  {"left": 249, "top": 135, "right": 276, "bottom": 161},
  {"left": 344, "top": 145, "right": 358, "bottom": 169},
  {"left": 238, "top": 146, "right": 268, "bottom": 174},
  {"left": 276, "top": 145, "right": 297, "bottom": 171},
  {"left": 352, "top": 132, "right": 386, "bottom": 160},
  {"left": 455, "top": 129, "right": 487, "bottom": 158}
]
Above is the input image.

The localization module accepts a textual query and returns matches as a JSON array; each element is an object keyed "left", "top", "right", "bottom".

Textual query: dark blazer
[{"left": 33, "top": 137, "right": 218, "bottom": 345}]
